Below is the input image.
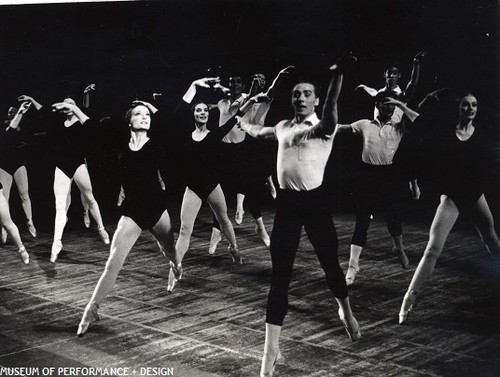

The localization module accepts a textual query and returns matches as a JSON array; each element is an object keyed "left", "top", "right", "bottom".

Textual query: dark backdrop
[{"left": 0, "top": 0, "right": 498, "bottom": 231}]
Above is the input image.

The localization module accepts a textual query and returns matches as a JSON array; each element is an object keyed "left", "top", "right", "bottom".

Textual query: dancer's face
[
  {"left": 129, "top": 105, "right": 151, "bottom": 131},
  {"left": 252, "top": 74, "right": 266, "bottom": 91},
  {"left": 229, "top": 76, "right": 244, "bottom": 96},
  {"left": 7, "top": 107, "right": 17, "bottom": 119},
  {"left": 193, "top": 103, "right": 209, "bottom": 125},
  {"left": 377, "top": 98, "right": 396, "bottom": 119},
  {"left": 458, "top": 94, "right": 477, "bottom": 122},
  {"left": 384, "top": 67, "right": 400, "bottom": 88},
  {"left": 291, "top": 83, "right": 319, "bottom": 118}
]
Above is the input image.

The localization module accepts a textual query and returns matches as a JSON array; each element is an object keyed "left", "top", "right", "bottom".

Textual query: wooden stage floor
[{"left": 1, "top": 203, "right": 499, "bottom": 377}]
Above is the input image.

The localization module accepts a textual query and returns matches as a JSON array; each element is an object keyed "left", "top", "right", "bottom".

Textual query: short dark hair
[
  {"left": 191, "top": 101, "right": 209, "bottom": 113},
  {"left": 292, "top": 81, "right": 319, "bottom": 97},
  {"left": 384, "top": 66, "right": 400, "bottom": 76}
]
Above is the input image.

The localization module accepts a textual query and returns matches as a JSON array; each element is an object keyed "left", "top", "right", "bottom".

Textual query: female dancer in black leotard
[
  {"left": 0, "top": 102, "right": 37, "bottom": 241},
  {"left": 168, "top": 77, "right": 244, "bottom": 292},
  {"left": 399, "top": 90, "right": 500, "bottom": 324},
  {"left": 77, "top": 100, "right": 181, "bottom": 336},
  {"left": 17, "top": 95, "right": 109, "bottom": 262}
]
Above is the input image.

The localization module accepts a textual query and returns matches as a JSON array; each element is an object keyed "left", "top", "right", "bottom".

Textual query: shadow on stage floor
[{"left": 1, "top": 196, "right": 499, "bottom": 377}]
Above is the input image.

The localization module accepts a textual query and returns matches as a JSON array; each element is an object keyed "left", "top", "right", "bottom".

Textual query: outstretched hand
[
  {"left": 17, "top": 95, "right": 35, "bottom": 103},
  {"left": 414, "top": 51, "right": 427, "bottom": 62},
  {"left": 383, "top": 97, "right": 403, "bottom": 105},
  {"left": 425, "top": 87, "right": 451, "bottom": 102},
  {"left": 52, "top": 101, "right": 78, "bottom": 114},
  {"left": 131, "top": 100, "right": 158, "bottom": 114},
  {"left": 84, "top": 83, "right": 96, "bottom": 93},
  {"left": 329, "top": 52, "right": 357, "bottom": 71},
  {"left": 278, "top": 65, "right": 294, "bottom": 75},
  {"left": 18, "top": 101, "right": 32, "bottom": 114},
  {"left": 193, "top": 77, "right": 221, "bottom": 88}
]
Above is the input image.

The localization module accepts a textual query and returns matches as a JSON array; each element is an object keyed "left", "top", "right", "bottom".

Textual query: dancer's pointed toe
[{"left": 77, "top": 303, "right": 100, "bottom": 337}]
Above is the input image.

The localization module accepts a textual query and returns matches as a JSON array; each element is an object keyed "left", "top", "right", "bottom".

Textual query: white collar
[{"left": 291, "top": 112, "right": 320, "bottom": 126}]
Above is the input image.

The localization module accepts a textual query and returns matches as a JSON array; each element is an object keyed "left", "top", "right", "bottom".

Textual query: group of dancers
[{"left": 1, "top": 52, "right": 499, "bottom": 377}]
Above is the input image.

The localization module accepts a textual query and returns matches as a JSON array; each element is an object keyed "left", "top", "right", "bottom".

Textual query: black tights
[
  {"left": 351, "top": 164, "right": 404, "bottom": 246},
  {"left": 265, "top": 187, "right": 348, "bottom": 326}
]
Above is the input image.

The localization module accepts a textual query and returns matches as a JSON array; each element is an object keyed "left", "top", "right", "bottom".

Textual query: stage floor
[{"left": 1, "top": 204, "right": 499, "bottom": 377}]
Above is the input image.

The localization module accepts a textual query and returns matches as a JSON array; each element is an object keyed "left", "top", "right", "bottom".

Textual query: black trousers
[
  {"left": 351, "top": 164, "right": 405, "bottom": 247},
  {"left": 266, "top": 187, "right": 348, "bottom": 326}
]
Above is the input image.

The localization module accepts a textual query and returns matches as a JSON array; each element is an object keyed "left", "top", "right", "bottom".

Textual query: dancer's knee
[
  {"left": 178, "top": 223, "right": 194, "bottom": 238},
  {"left": 422, "top": 245, "right": 441, "bottom": 263}
]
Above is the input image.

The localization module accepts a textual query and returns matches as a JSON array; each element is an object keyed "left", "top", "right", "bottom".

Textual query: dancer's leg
[
  {"left": 73, "top": 164, "right": 105, "bottom": 229},
  {"left": 73, "top": 164, "right": 109, "bottom": 244},
  {"left": 399, "top": 195, "right": 459, "bottom": 323},
  {"left": 151, "top": 209, "right": 178, "bottom": 263},
  {"left": 175, "top": 187, "right": 203, "bottom": 262},
  {"left": 53, "top": 167, "right": 72, "bottom": 243},
  {"left": 0, "top": 168, "right": 13, "bottom": 243},
  {"left": 206, "top": 184, "right": 237, "bottom": 248},
  {"left": 13, "top": 166, "right": 33, "bottom": 223},
  {"left": 466, "top": 194, "right": 500, "bottom": 254},
  {"left": 86, "top": 216, "right": 141, "bottom": 306},
  {"left": 77, "top": 216, "right": 141, "bottom": 335},
  {"left": 0, "top": 189, "right": 24, "bottom": 250}
]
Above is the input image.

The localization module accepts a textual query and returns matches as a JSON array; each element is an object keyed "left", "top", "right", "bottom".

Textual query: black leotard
[
  {"left": 0, "top": 120, "right": 29, "bottom": 175},
  {"left": 178, "top": 102, "right": 240, "bottom": 200},
  {"left": 433, "top": 126, "right": 493, "bottom": 209},
  {"left": 119, "top": 138, "right": 167, "bottom": 230},
  {"left": 38, "top": 107, "right": 89, "bottom": 178}
]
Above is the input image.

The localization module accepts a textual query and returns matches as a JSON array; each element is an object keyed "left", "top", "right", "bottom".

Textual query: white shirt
[
  {"left": 273, "top": 113, "right": 334, "bottom": 191},
  {"left": 351, "top": 118, "right": 404, "bottom": 165},
  {"left": 218, "top": 94, "right": 248, "bottom": 144}
]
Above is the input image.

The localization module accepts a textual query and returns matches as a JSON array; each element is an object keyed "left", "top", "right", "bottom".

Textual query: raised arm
[
  {"left": 182, "top": 77, "right": 221, "bottom": 104},
  {"left": 7, "top": 101, "right": 31, "bottom": 130},
  {"left": 17, "top": 95, "right": 43, "bottom": 111},
  {"left": 264, "top": 65, "right": 294, "bottom": 100},
  {"left": 385, "top": 97, "right": 419, "bottom": 123},
  {"left": 355, "top": 84, "right": 378, "bottom": 97},
  {"left": 82, "top": 83, "right": 96, "bottom": 108},
  {"left": 239, "top": 120, "right": 276, "bottom": 140},
  {"left": 51, "top": 102, "right": 90, "bottom": 124},
  {"left": 404, "top": 51, "right": 426, "bottom": 99},
  {"left": 319, "top": 53, "right": 357, "bottom": 135}
]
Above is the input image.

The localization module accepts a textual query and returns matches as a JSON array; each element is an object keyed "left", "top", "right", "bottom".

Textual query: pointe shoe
[
  {"left": 345, "top": 265, "right": 359, "bottom": 286},
  {"left": 27, "top": 220, "right": 37, "bottom": 238},
  {"left": 50, "top": 240, "right": 63, "bottom": 263},
  {"left": 256, "top": 227, "right": 271, "bottom": 247},
  {"left": 392, "top": 247, "right": 409, "bottom": 269},
  {"left": 83, "top": 211, "right": 90, "bottom": 228},
  {"left": 260, "top": 351, "right": 281, "bottom": 377},
  {"left": 399, "top": 290, "right": 417, "bottom": 325},
  {"left": 19, "top": 245, "right": 29, "bottom": 265},
  {"left": 77, "top": 302, "right": 100, "bottom": 337},
  {"left": 338, "top": 308, "right": 361, "bottom": 341},
  {"left": 208, "top": 228, "right": 222, "bottom": 255},
  {"left": 98, "top": 226, "right": 110, "bottom": 245},
  {"left": 228, "top": 245, "right": 243, "bottom": 265},
  {"left": 1, "top": 227, "right": 7, "bottom": 244},
  {"left": 235, "top": 209, "right": 244, "bottom": 225},
  {"left": 167, "top": 261, "right": 183, "bottom": 292}
]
